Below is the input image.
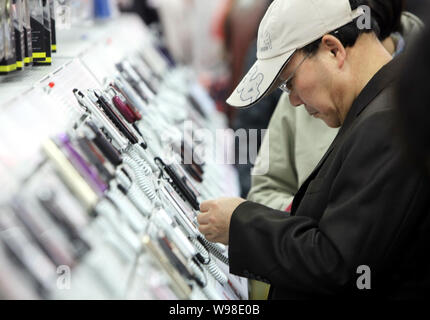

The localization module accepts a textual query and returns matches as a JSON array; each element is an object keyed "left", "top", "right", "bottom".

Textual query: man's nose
[{"left": 289, "top": 91, "right": 303, "bottom": 107}]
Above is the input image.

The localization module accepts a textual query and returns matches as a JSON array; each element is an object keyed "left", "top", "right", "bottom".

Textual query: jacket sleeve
[
  {"left": 247, "top": 93, "right": 298, "bottom": 211},
  {"left": 229, "top": 109, "right": 429, "bottom": 295}
]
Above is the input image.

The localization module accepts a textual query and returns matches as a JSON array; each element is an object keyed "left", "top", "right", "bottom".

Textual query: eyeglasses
[{"left": 278, "top": 52, "right": 311, "bottom": 95}]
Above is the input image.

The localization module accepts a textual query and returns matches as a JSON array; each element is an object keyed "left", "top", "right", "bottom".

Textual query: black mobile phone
[
  {"left": 86, "top": 121, "right": 122, "bottom": 166},
  {"left": 157, "top": 236, "right": 193, "bottom": 281},
  {"left": 11, "top": 201, "right": 75, "bottom": 268},
  {"left": 155, "top": 157, "right": 200, "bottom": 211},
  {"left": 116, "top": 63, "right": 149, "bottom": 102},
  {"left": 37, "top": 190, "right": 92, "bottom": 259},
  {"left": 93, "top": 91, "right": 139, "bottom": 145},
  {"left": 180, "top": 140, "right": 204, "bottom": 182},
  {"left": 76, "top": 137, "right": 115, "bottom": 183}
]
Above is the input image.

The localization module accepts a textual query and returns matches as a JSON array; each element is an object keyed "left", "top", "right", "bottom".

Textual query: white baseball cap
[{"left": 226, "top": 0, "right": 365, "bottom": 108}]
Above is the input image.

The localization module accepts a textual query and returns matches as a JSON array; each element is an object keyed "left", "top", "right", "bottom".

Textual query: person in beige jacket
[{"left": 247, "top": 10, "right": 424, "bottom": 212}]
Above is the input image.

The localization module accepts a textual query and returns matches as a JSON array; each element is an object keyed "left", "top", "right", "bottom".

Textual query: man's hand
[{"left": 197, "top": 197, "right": 246, "bottom": 245}]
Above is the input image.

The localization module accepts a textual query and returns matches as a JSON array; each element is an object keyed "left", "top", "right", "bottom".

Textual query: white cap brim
[{"left": 226, "top": 48, "right": 295, "bottom": 108}]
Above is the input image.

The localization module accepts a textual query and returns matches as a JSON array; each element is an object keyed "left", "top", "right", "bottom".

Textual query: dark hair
[
  {"left": 301, "top": 0, "right": 380, "bottom": 56},
  {"left": 368, "top": 0, "right": 405, "bottom": 40},
  {"left": 396, "top": 15, "right": 430, "bottom": 175}
]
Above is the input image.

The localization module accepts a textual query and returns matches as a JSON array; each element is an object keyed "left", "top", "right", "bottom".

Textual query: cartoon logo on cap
[
  {"left": 259, "top": 31, "right": 272, "bottom": 52},
  {"left": 236, "top": 66, "right": 264, "bottom": 103}
]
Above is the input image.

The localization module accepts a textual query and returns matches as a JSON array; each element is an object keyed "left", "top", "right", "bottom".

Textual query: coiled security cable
[
  {"left": 116, "top": 168, "right": 152, "bottom": 218},
  {"left": 197, "top": 236, "right": 229, "bottom": 265},
  {"left": 122, "top": 155, "right": 159, "bottom": 204},
  {"left": 107, "top": 188, "right": 148, "bottom": 233},
  {"left": 132, "top": 143, "right": 158, "bottom": 173},
  {"left": 192, "top": 238, "right": 228, "bottom": 284},
  {"left": 126, "top": 146, "right": 153, "bottom": 176},
  {"left": 201, "top": 267, "right": 222, "bottom": 300},
  {"left": 191, "top": 238, "right": 210, "bottom": 264},
  {"left": 135, "top": 120, "right": 165, "bottom": 159},
  {"left": 126, "top": 145, "right": 153, "bottom": 175},
  {"left": 206, "top": 259, "right": 228, "bottom": 285},
  {"left": 124, "top": 145, "right": 160, "bottom": 203}
]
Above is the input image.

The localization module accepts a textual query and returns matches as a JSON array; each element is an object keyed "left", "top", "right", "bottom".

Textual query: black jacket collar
[{"left": 339, "top": 56, "right": 404, "bottom": 136}]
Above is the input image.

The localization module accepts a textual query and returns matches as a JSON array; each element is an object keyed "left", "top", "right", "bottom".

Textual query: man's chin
[{"left": 321, "top": 116, "right": 341, "bottom": 128}]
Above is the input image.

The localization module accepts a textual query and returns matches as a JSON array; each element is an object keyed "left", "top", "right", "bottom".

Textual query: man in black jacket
[{"left": 197, "top": 0, "right": 430, "bottom": 299}]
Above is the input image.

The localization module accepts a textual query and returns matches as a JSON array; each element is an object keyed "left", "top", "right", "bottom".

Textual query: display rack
[{"left": 0, "top": 14, "right": 244, "bottom": 300}]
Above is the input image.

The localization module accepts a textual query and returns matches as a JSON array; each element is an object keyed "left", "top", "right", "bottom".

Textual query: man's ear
[{"left": 321, "top": 34, "right": 346, "bottom": 69}]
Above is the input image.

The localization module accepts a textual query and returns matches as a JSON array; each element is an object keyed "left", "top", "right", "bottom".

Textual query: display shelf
[
  {"left": 0, "top": 13, "right": 245, "bottom": 301},
  {"left": 0, "top": 59, "right": 72, "bottom": 106},
  {"left": 0, "top": 14, "right": 149, "bottom": 107}
]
